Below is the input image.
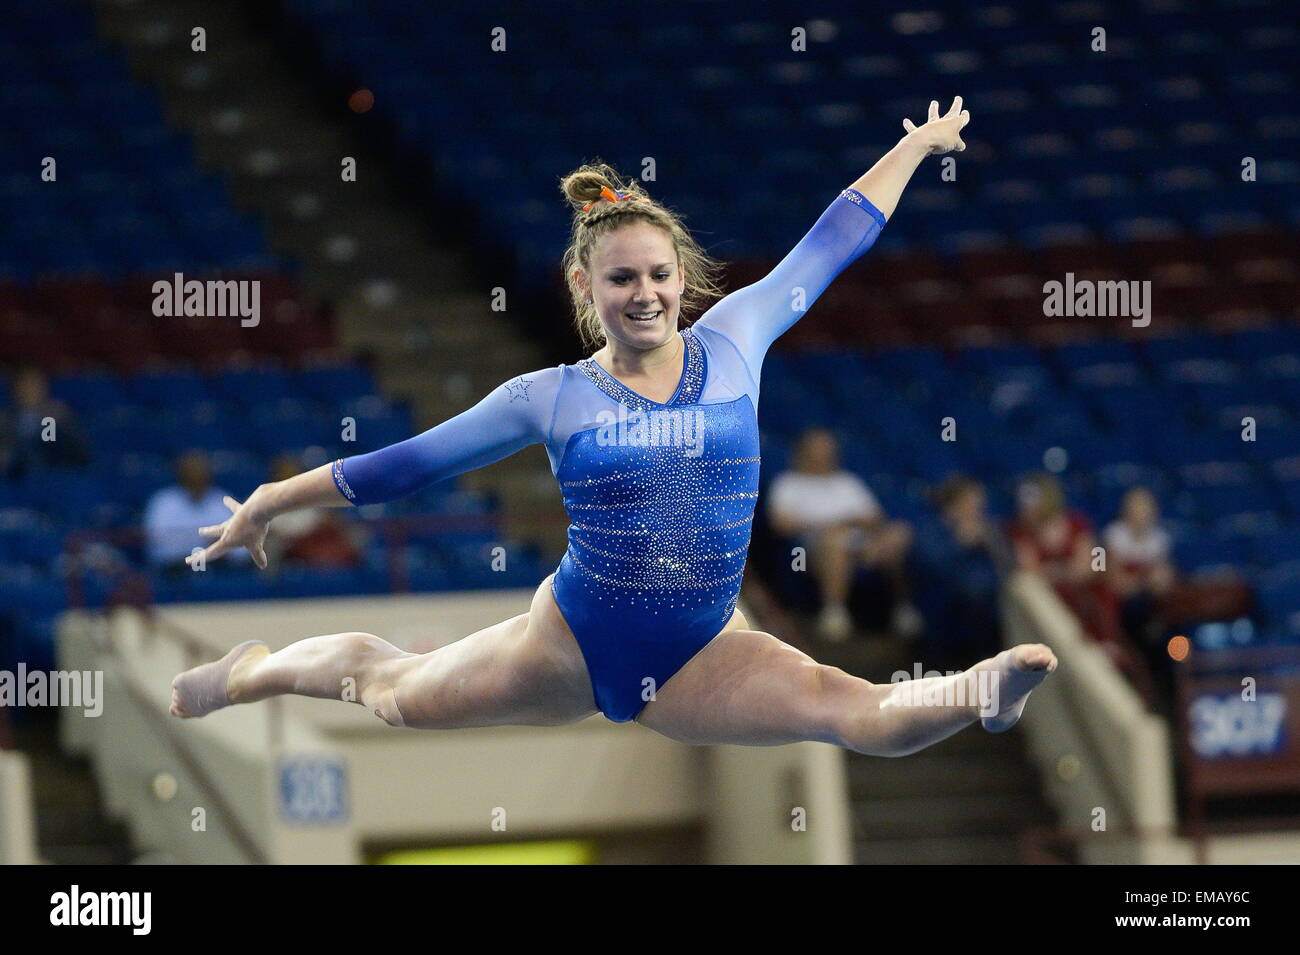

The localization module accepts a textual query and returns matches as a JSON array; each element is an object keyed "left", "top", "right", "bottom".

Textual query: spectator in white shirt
[
  {"left": 1102, "top": 486, "right": 1176, "bottom": 639},
  {"left": 766, "top": 428, "right": 921, "bottom": 641},
  {"left": 144, "top": 450, "right": 250, "bottom": 569}
]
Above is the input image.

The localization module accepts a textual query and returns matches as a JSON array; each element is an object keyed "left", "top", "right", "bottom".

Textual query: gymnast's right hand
[
  {"left": 901, "top": 95, "right": 969, "bottom": 154},
  {"left": 187, "top": 493, "right": 271, "bottom": 570}
]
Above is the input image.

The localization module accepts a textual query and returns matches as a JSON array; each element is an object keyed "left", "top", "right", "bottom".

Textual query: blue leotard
[{"left": 331, "top": 188, "right": 887, "bottom": 721}]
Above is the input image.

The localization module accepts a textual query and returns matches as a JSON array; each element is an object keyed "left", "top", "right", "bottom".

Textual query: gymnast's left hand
[
  {"left": 901, "top": 96, "right": 970, "bottom": 154},
  {"left": 186, "top": 493, "right": 270, "bottom": 570}
]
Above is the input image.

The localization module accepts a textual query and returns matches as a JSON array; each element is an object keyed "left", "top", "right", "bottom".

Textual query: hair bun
[{"left": 559, "top": 160, "right": 649, "bottom": 212}]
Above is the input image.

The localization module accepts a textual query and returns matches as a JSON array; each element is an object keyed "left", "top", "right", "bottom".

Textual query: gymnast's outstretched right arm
[
  {"left": 693, "top": 97, "right": 969, "bottom": 381},
  {"left": 850, "top": 95, "right": 969, "bottom": 220},
  {"left": 186, "top": 367, "right": 563, "bottom": 569}
]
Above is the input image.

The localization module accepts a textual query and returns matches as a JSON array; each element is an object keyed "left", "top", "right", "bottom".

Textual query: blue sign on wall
[
  {"left": 278, "top": 757, "right": 350, "bottom": 825},
  {"left": 1189, "top": 692, "right": 1287, "bottom": 759}
]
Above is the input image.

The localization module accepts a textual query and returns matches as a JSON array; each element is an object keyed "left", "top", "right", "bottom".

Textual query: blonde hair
[
  {"left": 558, "top": 160, "right": 726, "bottom": 352},
  {"left": 1019, "top": 473, "right": 1065, "bottom": 519}
]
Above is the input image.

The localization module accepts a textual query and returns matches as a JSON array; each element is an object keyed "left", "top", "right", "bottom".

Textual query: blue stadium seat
[{"left": 1254, "top": 527, "right": 1300, "bottom": 570}]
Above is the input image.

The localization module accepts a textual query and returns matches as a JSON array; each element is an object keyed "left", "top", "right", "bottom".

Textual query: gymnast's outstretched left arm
[{"left": 694, "top": 96, "right": 969, "bottom": 374}]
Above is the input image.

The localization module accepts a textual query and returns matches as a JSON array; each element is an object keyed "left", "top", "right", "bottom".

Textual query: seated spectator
[
  {"left": 766, "top": 427, "right": 922, "bottom": 641},
  {"left": 915, "top": 475, "right": 1009, "bottom": 667},
  {"left": 1007, "top": 473, "right": 1125, "bottom": 658},
  {"left": 264, "top": 454, "right": 363, "bottom": 568},
  {"left": 144, "top": 450, "right": 250, "bottom": 569},
  {"left": 1102, "top": 486, "right": 1176, "bottom": 641},
  {"left": 0, "top": 367, "right": 93, "bottom": 479}
]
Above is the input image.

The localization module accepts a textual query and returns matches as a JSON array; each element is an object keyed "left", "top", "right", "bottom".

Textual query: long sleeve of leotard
[
  {"left": 693, "top": 188, "right": 886, "bottom": 381},
  {"left": 330, "top": 367, "right": 563, "bottom": 506}
]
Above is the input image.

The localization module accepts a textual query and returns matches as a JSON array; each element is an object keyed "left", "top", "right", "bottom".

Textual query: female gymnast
[{"left": 171, "top": 97, "right": 1058, "bottom": 756}]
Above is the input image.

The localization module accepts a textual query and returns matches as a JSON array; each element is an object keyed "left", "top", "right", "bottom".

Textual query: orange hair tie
[{"left": 582, "top": 186, "right": 652, "bottom": 212}]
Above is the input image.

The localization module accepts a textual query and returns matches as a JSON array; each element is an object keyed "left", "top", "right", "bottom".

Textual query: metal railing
[
  {"left": 60, "top": 509, "right": 555, "bottom": 607},
  {"left": 58, "top": 513, "right": 813, "bottom": 650}
]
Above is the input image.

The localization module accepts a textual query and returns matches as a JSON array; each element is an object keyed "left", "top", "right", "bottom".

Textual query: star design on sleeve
[{"left": 504, "top": 374, "right": 533, "bottom": 403}]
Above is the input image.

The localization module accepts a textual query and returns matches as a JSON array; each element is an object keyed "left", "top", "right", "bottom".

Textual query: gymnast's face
[{"left": 586, "top": 222, "right": 685, "bottom": 352}]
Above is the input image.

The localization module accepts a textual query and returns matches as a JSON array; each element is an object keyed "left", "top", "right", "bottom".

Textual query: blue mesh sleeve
[
  {"left": 693, "top": 188, "right": 886, "bottom": 381},
  {"left": 331, "top": 366, "right": 563, "bottom": 506}
]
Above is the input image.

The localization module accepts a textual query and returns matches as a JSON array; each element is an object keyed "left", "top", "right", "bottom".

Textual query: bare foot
[
  {"left": 170, "top": 641, "right": 269, "bottom": 718},
  {"left": 978, "top": 643, "right": 1058, "bottom": 733}
]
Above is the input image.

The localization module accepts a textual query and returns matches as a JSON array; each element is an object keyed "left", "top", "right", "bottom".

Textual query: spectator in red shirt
[
  {"left": 265, "top": 454, "right": 364, "bottom": 568},
  {"left": 1007, "top": 473, "right": 1123, "bottom": 653}
]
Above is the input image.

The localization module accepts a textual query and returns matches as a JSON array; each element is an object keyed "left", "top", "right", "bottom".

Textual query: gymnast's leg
[
  {"left": 635, "top": 628, "right": 1057, "bottom": 755},
  {"left": 170, "top": 629, "right": 421, "bottom": 724},
  {"left": 170, "top": 574, "right": 598, "bottom": 729}
]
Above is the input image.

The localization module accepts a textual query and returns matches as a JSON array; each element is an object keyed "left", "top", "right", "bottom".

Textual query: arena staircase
[
  {"left": 15, "top": 714, "right": 135, "bottom": 865},
  {"left": 86, "top": 0, "right": 570, "bottom": 553}
]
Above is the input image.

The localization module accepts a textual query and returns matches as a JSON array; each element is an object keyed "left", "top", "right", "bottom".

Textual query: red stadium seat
[
  {"left": 1037, "top": 240, "right": 1123, "bottom": 275},
  {"left": 955, "top": 247, "right": 1036, "bottom": 282},
  {"left": 863, "top": 249, "right": 949, "bottom": 287},
  {"left": 1120, "top": 234, "right": 1208, "bottom": 272}
]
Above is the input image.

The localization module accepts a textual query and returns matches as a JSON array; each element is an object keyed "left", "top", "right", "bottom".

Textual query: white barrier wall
[
  {"left": 707, "top": 740, "right": 853, "bottom": 864},
  {"left": 59, "top": 607, "right": 356, "bottom": 864},
  {"left": 57, "top": 586, "right": 852, "bottom": 864},
  {"left": 1002, "top": 571, "right": 1300, "bottom": 864},
  {"left": 1002, "top": 572, "right": 1177, "bottom": 864},
  {"left": 0, "top": 749, "right": 39, "bottom": 865}
]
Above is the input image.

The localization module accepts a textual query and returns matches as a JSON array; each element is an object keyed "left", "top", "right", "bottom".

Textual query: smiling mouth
[{"left": 626, "top": 310, "right": 662, "bottom": 322}]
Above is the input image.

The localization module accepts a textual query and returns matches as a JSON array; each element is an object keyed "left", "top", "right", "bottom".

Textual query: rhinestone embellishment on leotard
[
  {"left": 576, "top": 326, "right": 705, "bottom": 411},
  {"left": 331, "top": 458, "right": 356, "bottom": 502},
  {"left": 555, "top": 383, "right": 762, "bottom": 604}
]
